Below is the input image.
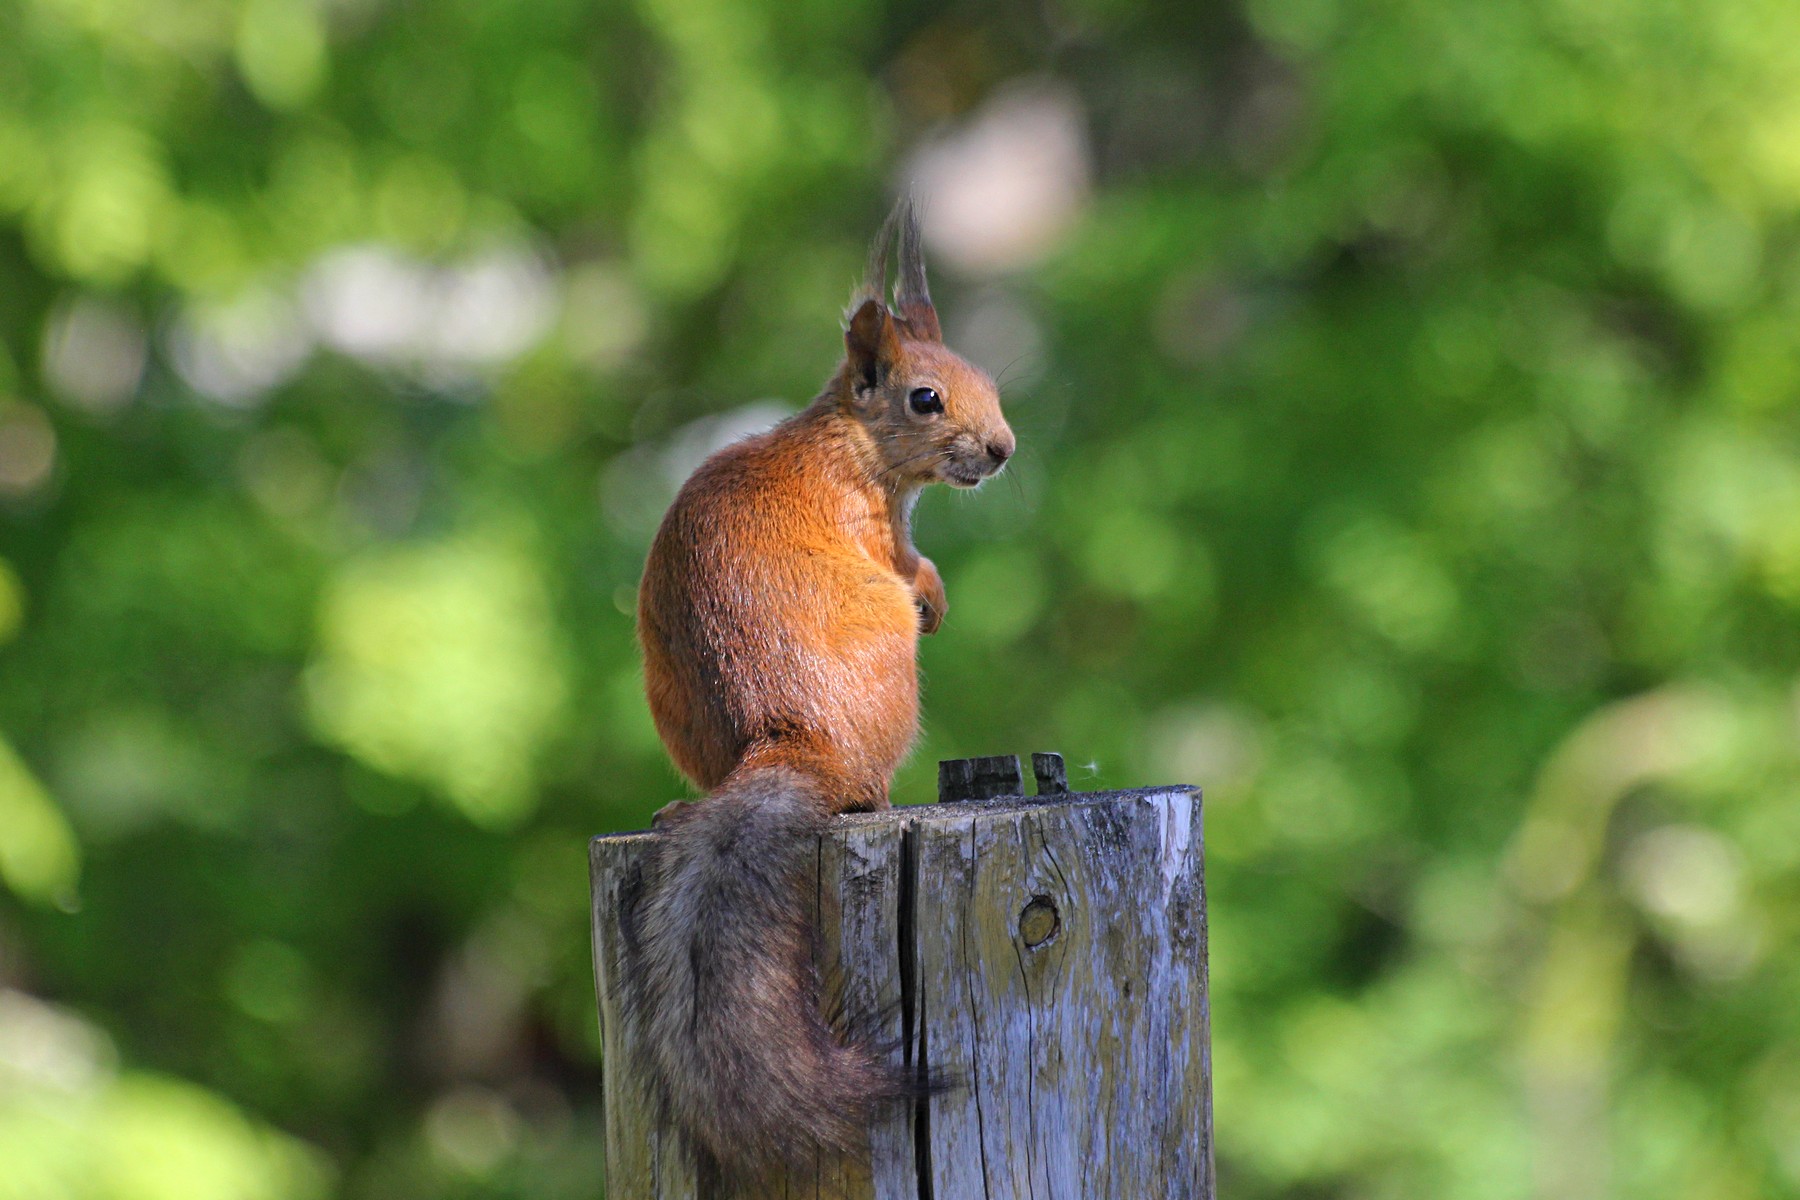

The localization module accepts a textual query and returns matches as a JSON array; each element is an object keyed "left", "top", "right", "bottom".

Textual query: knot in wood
[{"left": 1020, "top": 894, "right": 1061, "bottom": 948}]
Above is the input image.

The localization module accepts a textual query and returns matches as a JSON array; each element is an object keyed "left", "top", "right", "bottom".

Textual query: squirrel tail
[{"left": 617, "top": 759, "right": 918, "bottom": 1177}]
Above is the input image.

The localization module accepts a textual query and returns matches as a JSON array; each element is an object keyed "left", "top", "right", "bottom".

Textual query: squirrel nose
[{"left": 986, "top": 433, "right": 1015, "bottom": 465}]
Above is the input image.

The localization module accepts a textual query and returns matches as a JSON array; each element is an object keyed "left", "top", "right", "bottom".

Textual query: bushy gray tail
[{"left": 617, "top": 763, "right": 917, "bottom": 1179}]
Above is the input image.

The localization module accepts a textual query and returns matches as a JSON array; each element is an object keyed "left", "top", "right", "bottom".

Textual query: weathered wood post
[{"left": 589, "top": 754, "right": 1212, "bottom": 1199}]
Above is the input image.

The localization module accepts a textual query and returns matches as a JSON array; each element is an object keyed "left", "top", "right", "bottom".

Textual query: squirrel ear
[{"left": 844, "top": 298, "right": 901, "bottom": 393}]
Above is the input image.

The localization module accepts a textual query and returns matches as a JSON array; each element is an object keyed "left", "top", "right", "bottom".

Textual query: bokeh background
[{"left": 2, "top": 0, "right": 1798, "bottom": 1196}]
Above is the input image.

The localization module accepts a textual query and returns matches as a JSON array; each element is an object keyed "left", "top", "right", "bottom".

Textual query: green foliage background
[{"left": 2, "top": 0, "right": 1798, "bottom": 1196}]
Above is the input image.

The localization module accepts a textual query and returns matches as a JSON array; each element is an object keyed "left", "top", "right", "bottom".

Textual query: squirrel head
[{"left": 838, "top": 199, "right": 1014, "bottom": 491}]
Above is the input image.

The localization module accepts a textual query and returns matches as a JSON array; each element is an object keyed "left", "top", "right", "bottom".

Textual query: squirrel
[{"left": 621, "top": 197, "right": 1014, "bottom": 1182}]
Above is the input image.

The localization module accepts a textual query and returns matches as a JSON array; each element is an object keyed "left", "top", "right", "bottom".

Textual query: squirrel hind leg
[
  {"left": 830, "top": 780, "right": 891, "bottom": 814},
  {"left": 649, "top": 797, "right": 697, "bottom": 828}
]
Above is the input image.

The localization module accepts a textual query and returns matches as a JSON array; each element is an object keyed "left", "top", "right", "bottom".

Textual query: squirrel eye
[{"left": 908, "top": 387, "right": 943, "bottom": 415}]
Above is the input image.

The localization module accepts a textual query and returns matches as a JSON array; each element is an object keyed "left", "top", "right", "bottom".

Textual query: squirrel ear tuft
[
  {"left": 844, "top": 298, "right": 901, "bottom": 393},
  {"left": 893, "top": 198, "right": 941, "bottom": 342},
  {"left": 852, "top": 197, "right": 941, "bottom": 344}
]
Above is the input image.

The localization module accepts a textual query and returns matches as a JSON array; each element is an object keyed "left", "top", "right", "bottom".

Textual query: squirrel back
[{"left": 626, "top": 198, "right": 1013, "bottom": 1181}]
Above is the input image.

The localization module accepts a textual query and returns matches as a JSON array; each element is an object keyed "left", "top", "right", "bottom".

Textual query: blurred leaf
[
  {"left": 0, "top": 738, "right": 79, "bottom": 906},
  {"left": 305, "top": 526, "right": 569, "bottom": 827}
]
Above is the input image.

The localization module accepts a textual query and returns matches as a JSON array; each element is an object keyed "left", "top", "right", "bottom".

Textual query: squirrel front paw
[{"left": 914, "top": 557, "right": 947, "bottom": 635}]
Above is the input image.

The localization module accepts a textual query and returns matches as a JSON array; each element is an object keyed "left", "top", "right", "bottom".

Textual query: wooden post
[{"left": 589, "top": 757, "right": 1211, "bottom": 1199}]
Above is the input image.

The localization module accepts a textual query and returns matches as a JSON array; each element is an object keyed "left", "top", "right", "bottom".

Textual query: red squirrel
[{"left": 623, "top": 199, "right": 1014, "bottom": 1179}]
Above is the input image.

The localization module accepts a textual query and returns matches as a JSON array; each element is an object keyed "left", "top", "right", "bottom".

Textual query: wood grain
[{"left": 590, "top": 785, "right": 1210, "bottom": 1199}]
